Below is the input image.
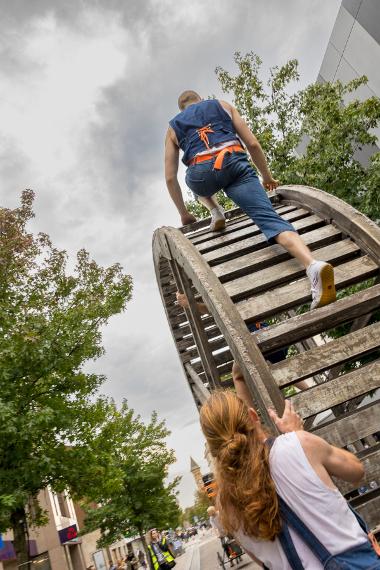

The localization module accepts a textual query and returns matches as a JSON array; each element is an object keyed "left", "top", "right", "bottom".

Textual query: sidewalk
[{"left": 173, "top": 535, "right": 202, "bottom": 570}]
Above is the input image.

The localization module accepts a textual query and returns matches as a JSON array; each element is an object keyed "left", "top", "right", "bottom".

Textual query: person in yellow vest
[{"left": 147, "top": 529, "right": 176, "bottom": 570}]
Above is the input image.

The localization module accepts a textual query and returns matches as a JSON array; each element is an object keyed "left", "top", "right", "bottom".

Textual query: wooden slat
[
  {"left": 353, "top": 492, "right": 380, "bottom": 531},
  {"left": 192, "top": 347, "right": 233, "bottom": 375},
  {"left": 237, "top": 255, "right": 379, "bottom": 323},
  {"left": 181, "top": 335, "right": 228, "bottom": 363},
  {"left": 291, "top": 360, "right": 380, "bottom": 418},
  {"left": 226, "top": 239, "right": 360, "bottom": 301},
  {"left": 204, "top": 214, "right": 325, "bottom": 265},
  {"left": 199, "top": 360, "right": 234, "bottom": 382},
  {"left": 272, "top": 321, "right": 380, "bottom": 386},
  {"left": 190, "top": 205, "right": 296, "bottom": 245},
  {"left": 198, "top": 208, "right": 311, "bottom": 254},
  {"left": 313, "top": 402, "right": 380, "bottom": 447},
  {"left": 215, "top": 225, "right": 342, "bottom": 282},
  {"left": 255, "top": 284, "right": 380, "bottom": 353},
  {"left": 338, "top": 447, "right": 380, "bottom": 496},
  {"left": 185, "top": 364, "right": 210, "bottom": 404}
]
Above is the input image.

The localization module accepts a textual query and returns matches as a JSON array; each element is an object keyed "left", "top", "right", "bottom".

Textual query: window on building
[{"left": 57, "top": 492, "right": 70, "bottom": 518}]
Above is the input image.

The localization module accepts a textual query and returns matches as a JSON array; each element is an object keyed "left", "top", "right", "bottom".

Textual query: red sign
[{"left": 58, "top": 525, "right": 78, "bottom": 544}]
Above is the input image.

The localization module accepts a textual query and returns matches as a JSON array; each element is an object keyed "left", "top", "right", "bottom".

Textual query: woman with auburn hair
[{"left": 200, "top": 391, "right": 380, "bottom": 569}]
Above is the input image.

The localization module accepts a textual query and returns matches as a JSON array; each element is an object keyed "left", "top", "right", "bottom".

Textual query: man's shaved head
[{"left": 178, "top": 90, "right": 201, "bottom": 110}]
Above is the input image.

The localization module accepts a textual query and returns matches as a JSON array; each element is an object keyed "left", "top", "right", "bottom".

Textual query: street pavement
[{"left": 173, "top": 530, "right": 261, "bottom": 570}]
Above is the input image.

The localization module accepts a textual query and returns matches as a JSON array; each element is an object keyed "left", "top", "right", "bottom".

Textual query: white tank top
[{"left": 235, "top": 432, "right": 368, "bottom": 569}]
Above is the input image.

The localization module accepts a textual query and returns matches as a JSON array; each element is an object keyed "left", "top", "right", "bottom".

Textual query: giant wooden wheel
[{"left": 153, "top": 185, "right": 380, "bottom": 530}]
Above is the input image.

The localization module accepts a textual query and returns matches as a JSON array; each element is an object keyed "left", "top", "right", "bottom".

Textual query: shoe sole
[
  {"left": 313, "top": 263, "right": 336, "bottom": 308},
  {"left": 210, "top": 218, "right": 226, "bottom": 232}
]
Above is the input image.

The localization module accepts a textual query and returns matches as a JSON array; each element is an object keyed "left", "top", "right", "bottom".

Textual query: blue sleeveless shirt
[{"left": 169, "top": 99, "right": 239, "bottom": 165}]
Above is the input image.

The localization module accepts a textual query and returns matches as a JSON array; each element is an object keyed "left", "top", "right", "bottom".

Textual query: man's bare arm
[
  {"left": 220, "top": 100, "right": 278, "bottom": 191},
  {"left": 164, "top": 128, "right": 196, "bottom": 225}
]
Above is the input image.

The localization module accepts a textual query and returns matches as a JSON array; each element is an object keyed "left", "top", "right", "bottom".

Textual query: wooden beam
[
  {"left": 291, "top": 360, "right": 380, "bottom": 418},
  {"left": 171, "top": 258, "right": 222, "bottom": 390},
  {"left": 255, "top": 284, "right": 380, "bottom": 353},
  {"left": 313, "top": 402, "right": 380, "bottom": 447},
  {"left": 162, "top": 226, "right": 284, "bottom": 423},
  {"left": 185, "top": 363, "right": 211, "bottom": 404},
  {"left": 271, "top": 321, "right": 380, "bottom": 386}
]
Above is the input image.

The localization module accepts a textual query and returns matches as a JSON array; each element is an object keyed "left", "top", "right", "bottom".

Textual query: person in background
[{"left": 147, "top": 529, "right": 176, "bottom": 570}]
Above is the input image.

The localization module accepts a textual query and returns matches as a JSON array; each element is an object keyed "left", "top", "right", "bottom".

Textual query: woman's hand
[{"left": 268, "top": 400, "right": 304, "bottom": 433}]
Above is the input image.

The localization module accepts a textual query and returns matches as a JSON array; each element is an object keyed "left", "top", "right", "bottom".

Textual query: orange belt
[{"left": 189, "top": 144, "right": 245, "bottom": 170}]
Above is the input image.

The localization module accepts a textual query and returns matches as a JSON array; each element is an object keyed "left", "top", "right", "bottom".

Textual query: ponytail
[{"left": 200, "top": 391, "right": 281, "bottom": 541}]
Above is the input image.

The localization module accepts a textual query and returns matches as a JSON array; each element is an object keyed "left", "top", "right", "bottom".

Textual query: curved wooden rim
[{"left": 153, "top": 227, "right": 284, "bottom": 425}]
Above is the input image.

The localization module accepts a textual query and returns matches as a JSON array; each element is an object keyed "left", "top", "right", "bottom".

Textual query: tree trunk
[
  {"left": 139, "top": 530, "right": 154, "bottom": 570},
  {"left": 10, "top": 507, "right": 30, "bottom": 570}
]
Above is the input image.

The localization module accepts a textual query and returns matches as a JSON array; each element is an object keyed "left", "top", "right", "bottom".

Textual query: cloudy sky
[{"left": 0, "top": 0, "right": 341, "bottom": 508}]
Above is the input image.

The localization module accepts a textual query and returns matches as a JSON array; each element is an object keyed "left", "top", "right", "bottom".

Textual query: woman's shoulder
[{"left": 270, "top": 431, "right": 307, "bottom": 463}]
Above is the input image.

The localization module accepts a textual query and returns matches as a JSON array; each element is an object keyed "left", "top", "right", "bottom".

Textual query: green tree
[
  {"left": 187, "top": 51, "right": 380, "bottom": 221},
  {"left": 0, "top": 191, "right": 132, "bottom": 566},
  {"left": 82, "top": 406, "right": 180, "bottom": 562}
]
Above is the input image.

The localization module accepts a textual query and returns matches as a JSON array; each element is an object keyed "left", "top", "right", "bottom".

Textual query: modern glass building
[{"left": 318, "top": 0, "right": 380, "bottom": 156}]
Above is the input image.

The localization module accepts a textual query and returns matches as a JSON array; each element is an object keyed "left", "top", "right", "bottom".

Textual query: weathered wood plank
[
  {"left": 191, "top": 205, "right": 296, "bottom": 245},
  {"left": 181, "top": 335, "right": 228, "bottom": 363},
  {"left": 215, "top": 225, "right": 342, "bottom": 282},
  {"left": 185, "top": 364, "right": 210, "bottom": 404},
  {"left": 226, "top": 239, "right": 360, "bottom": 301},
  {"left": 198, "top": 208, "right": 311, "bottom": 254},
  {"left": 313, "top": 402, "right": 380, "bottom": 447},
  {"left": 271, "top": 321, "right": 380, "bottom": 386},
  {"left": 291, "top": 360, "right": 380, "bottom": 418},
  {"left": 255, "top": 284, "right": 380, "bottom": 353},
  {"left": 192, "top": 347, "right": 233, "bottom": 375},
  {"left": 204, "top": 214, "right": 325, "bottom": 264},
  {"left": 171, "top": 314, "right": 215, "bottom": 338},
  {"left": 338, "top": 447, "right": 380, "bottom": 496},
  {"left": 199, "top": 360, "right": 234, "bottom": 382},
  {"left": 237, "top": 255, "right": 379, "bottom": 323},
  {"left": 352, "top": 491, "right": 380, "bottom": 531}
]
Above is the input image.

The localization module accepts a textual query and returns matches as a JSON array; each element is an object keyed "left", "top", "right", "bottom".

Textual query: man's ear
[{"left": 248, "top": 407, "right": 260, "bottom": 425}]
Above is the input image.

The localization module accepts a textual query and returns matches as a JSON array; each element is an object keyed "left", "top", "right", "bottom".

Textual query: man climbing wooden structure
[{"left": 153, "top": 184, "right": 380, "bottom": 532}]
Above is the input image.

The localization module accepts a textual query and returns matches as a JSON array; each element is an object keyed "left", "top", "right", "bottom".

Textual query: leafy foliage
[
  {"left": 181, "top": 489, "right": 210, "bottom": 526},
  {"left": 82, "top": 406, "right": 181, "bottom": 546},
  {"left": 0, "top": 191, "right": 133, "bottom": 559}
]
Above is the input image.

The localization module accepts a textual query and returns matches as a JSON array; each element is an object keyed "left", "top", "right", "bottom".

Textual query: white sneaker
[
  {"left": 306, "top": 260, "right": 336, "bottom": 310},
  {"left": 210, "top": 207, "right": 226, "bottom": 232}
]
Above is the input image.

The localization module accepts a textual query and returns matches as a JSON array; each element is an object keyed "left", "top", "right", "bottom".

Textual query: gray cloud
[{"left": 0, "top": 0, "right": 340, "bottom": 507}]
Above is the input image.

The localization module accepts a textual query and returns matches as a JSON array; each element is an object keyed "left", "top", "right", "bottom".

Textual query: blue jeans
[{"left": 185, "top": 152, "right": 296, "bottom": 241}]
